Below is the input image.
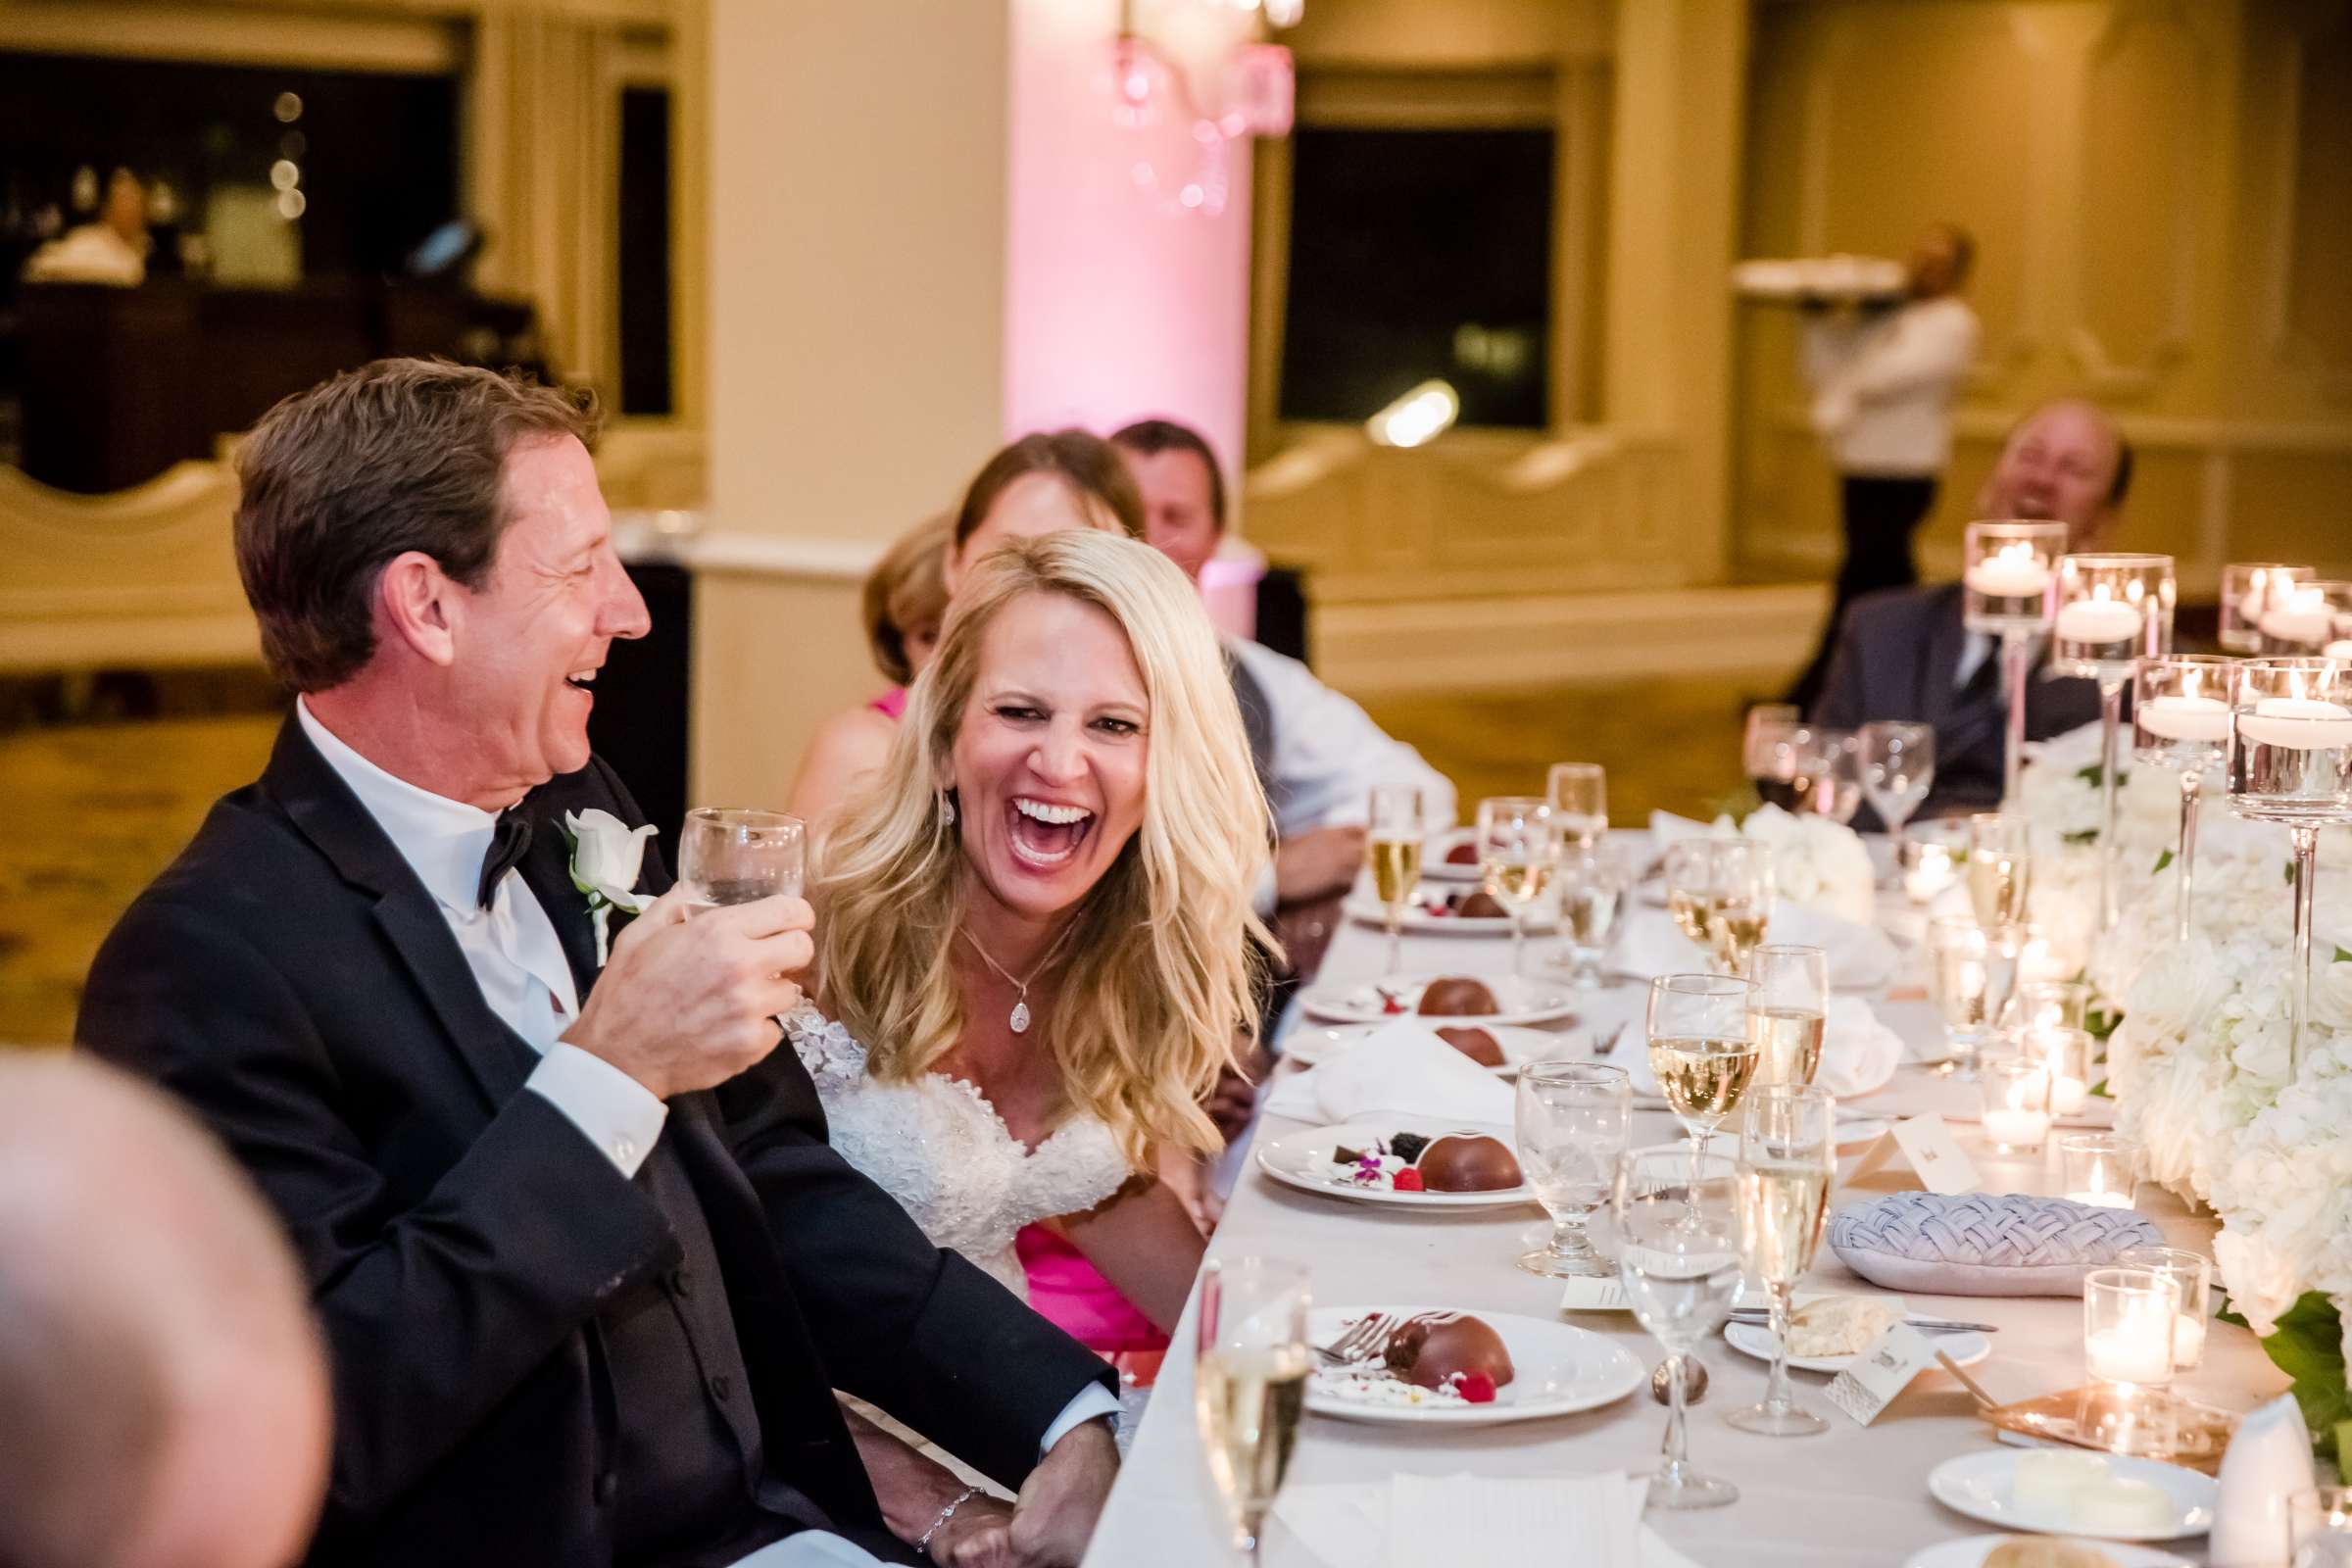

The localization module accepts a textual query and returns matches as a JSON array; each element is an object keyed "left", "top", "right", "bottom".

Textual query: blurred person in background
[
  {"left": 1809, "top": 397, "right": 2132, "bottom": 815},
  {"left": 0, "top": 1054, "right": 330, "bottom": 1568},
  {"left": 21, "top": 167, "right": 150, "bottom": 285},
  {"left": 1787, "top": 222, "right": 1981, "bottom": 711}
]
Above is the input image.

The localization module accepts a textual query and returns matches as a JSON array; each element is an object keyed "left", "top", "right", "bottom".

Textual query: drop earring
[{"left": 939, "top": 790, "right": 956, "bottom": 827}]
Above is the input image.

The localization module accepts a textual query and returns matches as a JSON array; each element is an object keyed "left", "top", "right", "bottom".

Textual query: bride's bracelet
[{"left": 916, "top": 1485, "right": 984, "bottom": 1555}]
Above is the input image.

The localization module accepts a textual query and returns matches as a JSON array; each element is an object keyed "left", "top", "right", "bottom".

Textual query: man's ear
[{"left": 375, "top": 551, "right": 461, "bottom": 668}]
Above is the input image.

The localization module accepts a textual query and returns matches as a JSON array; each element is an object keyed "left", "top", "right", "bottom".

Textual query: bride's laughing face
[{"left": 951, "top": 591, "right": 1149, "bottom": 922}]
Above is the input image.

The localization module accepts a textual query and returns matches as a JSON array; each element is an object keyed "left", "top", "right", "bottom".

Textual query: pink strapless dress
[
  {"left": 868, "top": 686, "right": 907, "bottom": 719},
  {"left": 1015, "top": 1223, "right": 1169, "bottom": 1355}
]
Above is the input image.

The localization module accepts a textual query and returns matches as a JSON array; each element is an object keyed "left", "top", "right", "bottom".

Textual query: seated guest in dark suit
[
  {"left": 1810, "top": 397, "right": 2132, "bottom": 818},
  {"left": 79, "top": 359, "right": 1119, "bottom": 1568},
  {"left": 0, "top": 1055, "right": 330, "bottom": 1568}
]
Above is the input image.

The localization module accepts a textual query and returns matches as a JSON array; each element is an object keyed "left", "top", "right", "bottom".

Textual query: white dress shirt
[
  {"left": 296, "top": 702, "right": 1115, "bottom": 1479},
  {"left": 1801, "top": 295, "right": 1979, "bottom": 475}
]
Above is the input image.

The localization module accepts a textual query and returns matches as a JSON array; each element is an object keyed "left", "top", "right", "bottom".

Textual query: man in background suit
[
  {"left": 80, "top": 359, "right": 1118, "bottom": 1568},
  {"left": 1809, "top": 398, "right": 2132, "bottom": 817}
]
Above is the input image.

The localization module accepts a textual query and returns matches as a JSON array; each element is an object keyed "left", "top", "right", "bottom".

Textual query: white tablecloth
[{"left": 1083, "top": 875, "right": 2285, "bottom": 1567}]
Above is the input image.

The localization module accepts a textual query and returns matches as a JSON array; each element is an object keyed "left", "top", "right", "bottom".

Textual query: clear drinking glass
[
  {"left": 1477, "top": 795, "right": 1554, "bottom": 979},
  {"left": 2082, "top": 1267, "right": 2180, "bottom": 1391},
  {"left": 1555, "top": 838, "right": 1634, "bottom": 990},
  {"left": 1804, "top": 727, "right": 1864, "bottom": 825},
  {"left": 1645, "top": 974, "right": 1758, "bottom": 1170},
  {"left": 1705, "top": 841, "right": 1774, "bottom": 975},
  {"left": 1728, "top": 1084, "right": 1837, "bottom": 1437},
  {"left": 1743, "top": 706, "right": 1812, "bottom": 811},
  {"left": 1745, "top": 945, "right": 1828, "bottom": 1088},
  {"left": 1927, "top": 915, "right": 1992, "bottom": 1079},
  {"left": 2289, "top": 1487, "right": 2352, "bottom": 1566},
  {"left": 1366, "top": 785, "right": 1425, "bottom": 979},
  {"left": 1514, "top": 1060, "right": 1632, "bottom": 1278},
  {"left": 2228, "top": 658, "right": 2352, "bottom": 1078},
  {"left": 679, "top": 808, "right": 807, "bottom": 906},
  {"left": 1664, "top": 842, "right": 1720, "bottom": 960},
  {"left": 1859, "top": 721, "right": 1936, "bottom": 852},
  {"left": 2220, "top": 563, "right": 2314, "bottom": 654},
  {"left": 2119, "top": 1246, "right": 2211, "bottom": 1370},
  {"left": 1615, "top": 1147, "right": 1743, "bottom": 1509},
  {"left": 1195, "top": 1257, "right": 1311, "bottom": 1563},
  {"left": 1547, "top": 762, "right": 1608, "bottom": 853},
  {"left": 2133, "top": 654, "right": 2235, "bottom": 945}
]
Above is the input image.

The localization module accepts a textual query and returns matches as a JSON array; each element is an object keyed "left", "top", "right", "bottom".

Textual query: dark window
[
  {"left": 617, "top": 86, "right": 673, "bottom": 416},
  {"left": 1279, "top": 126, "right": 1553, "bottom": 429}
]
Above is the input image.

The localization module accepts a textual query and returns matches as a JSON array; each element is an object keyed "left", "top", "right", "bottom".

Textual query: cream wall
[{"left": 1735, "top": 0, "right": 2352, "bottom": 589}]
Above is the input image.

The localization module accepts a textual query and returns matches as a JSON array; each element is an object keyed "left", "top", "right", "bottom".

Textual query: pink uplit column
[{"left": 1004, "top": 0, "right": 1257, "bottom": 489}]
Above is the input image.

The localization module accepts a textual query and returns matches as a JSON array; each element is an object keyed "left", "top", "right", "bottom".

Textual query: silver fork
[{"left": 1312, "top": 1312, "right": 1394, "bottom": 1367}]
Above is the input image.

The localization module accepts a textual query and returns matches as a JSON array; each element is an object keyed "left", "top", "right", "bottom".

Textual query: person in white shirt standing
[
  {"left": 1787, "top": 222, "right": 1981, "bottom": 710},
  {"left": 1109, "top": 417, "right": 1456, "bottom": 914}
]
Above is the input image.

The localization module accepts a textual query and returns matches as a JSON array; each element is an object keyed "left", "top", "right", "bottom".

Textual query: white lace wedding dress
[{"left": 785, "top": 1004, "right": 1130, "bottom": 1300}]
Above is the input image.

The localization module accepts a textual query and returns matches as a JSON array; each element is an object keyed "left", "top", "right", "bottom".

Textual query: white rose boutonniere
[{"left": 563, "top": 808, "right": 657, "bottom": 965}]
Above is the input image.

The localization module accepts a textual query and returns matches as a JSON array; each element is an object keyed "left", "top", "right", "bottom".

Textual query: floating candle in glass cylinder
[
  {"left": 2136, "top": 693, "right": 2231, "bottom": 744},
  {"left": 2053, "top": 554, "right": 2174, "bottom": 679},
  {"left": 2260, "top": 586, "right": 2333, "bottom": 652},
  {"left": 2061, "top": 1132, "right": 2136, "bottom": 1208},
  {"left": 1962, "top": 522, "right": 2067, "bottom": 635},
  {"left": 2083, "top": 1268, "right": 2180, "bottom": 1388},
  {"left": 2221, "top": 563, "right": 2315, "bottom": 653}
]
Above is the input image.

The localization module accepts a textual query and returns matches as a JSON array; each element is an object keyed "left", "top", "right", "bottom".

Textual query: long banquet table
[{"left": 1083, "top": 863, "right": 2288, "bottom": 1566}]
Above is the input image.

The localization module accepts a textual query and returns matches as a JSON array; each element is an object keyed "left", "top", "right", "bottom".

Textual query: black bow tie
[{"left": 477, "top": 808, "right": 533, "bottom": 910}]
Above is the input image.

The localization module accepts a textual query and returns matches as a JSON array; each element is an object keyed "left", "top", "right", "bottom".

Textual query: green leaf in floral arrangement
[
  {"left": 2087, "top": 1007, "right": 2121, "bottom": 1043},
  {"left": 2250, "top": 1293, "right": 2352, "bottom": 1462},
  {"left": 2336, "top": 946, "right": 2351, "bottom": 963},
  {"left": 2153, "top": 850, "right": 2174, "bottom": 874},
  {"left": 2064, "top": 829, "right": 2099, "bottom": 845},
  {"left": 2076, "top": 763, "right": 2104, "bottom": 787},
  {"left": 2087, "top": 1078, "right": 2111, "bottom": 1099},
  {"left": 2340, "top": 1421, "right": 2352, "bottom": 1484}
]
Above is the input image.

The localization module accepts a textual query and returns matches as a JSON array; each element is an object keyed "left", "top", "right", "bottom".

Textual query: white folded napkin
[
  {"left": 1619, "top": 992, "right": 1899, "bottom": 1101},
  {"left": 1609, "top": 904, "right": 1895, "bottom": 993},
  {"left": 1273, "top": 1471, "right": 1701, "bottom": 1568},
  {"left": 1646, "top": 808, "right": 1729, "bottom": 849},
  {"left": 1262, "top": 1018, "right": 1515, "bottom": 1126}
]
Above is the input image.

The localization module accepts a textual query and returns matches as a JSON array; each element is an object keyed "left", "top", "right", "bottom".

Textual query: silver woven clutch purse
[{"left": 1827, "top": 1193, "right": 2165, "bottom": 1297}]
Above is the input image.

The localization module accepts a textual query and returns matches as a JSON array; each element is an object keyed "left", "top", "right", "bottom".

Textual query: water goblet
[
  {"left": 1514, "top": 1060, "right": 1632, "bottom": 1278},
  {"left": 1615, "top": 1147, "right": 1743, "bottom": 1509},
  {"left": 1645, "top": 973, "right": 1758, "bottom": 1172},
  {"left": 1555, "top": 838, "right": 1634, "bottom": 990},
  {"left": 1727, "top": 1084, "right": 1837, "bottom": 1437},
  {"left": 1743, "top": 706, "right": 1814, "bottom": 811},
  {"left": 1859, "top": 721, "right": 1935, "bottom": 856},
  {"left": 1802, "top": 727, "right": 1863, "bottom": 825},
  {"left": 1477, "top": 795, "right": 1554, "bottom": 979}
]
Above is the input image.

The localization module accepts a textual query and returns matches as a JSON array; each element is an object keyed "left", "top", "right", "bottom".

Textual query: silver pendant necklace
[{"left": 961, "top": 922, "right": 1077, "bottom": 1034}]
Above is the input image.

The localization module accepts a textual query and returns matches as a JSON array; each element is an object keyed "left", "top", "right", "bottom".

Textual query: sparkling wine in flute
[
  {"left": 1196, "top": 1346, "right": 1309, "bottom": 1545},
  {"left": 1746, "top": 1005, "right": 1825, "bottom": 1088},
  {"left": 1968, "top": 850, "right": 2033, "bottom": 930},
  {"left": 1484, "top": 857, "right": 1551, "bottom": 909},
  {"left": 1368, "top": 834, "right": 1421, "bottom": 906},
  {"left": 1646, "top": 1036, "right": 1760, "bottom": 1124},
  {"left": 1736, "top": 1158, "right": 1830, "bottom": 1288},
  {"left": 1668, "top": 889, "right": 1710, "bottom": 946},
  {"left": 1563, "top": 881, "right": 1620, "bottom": 947},
  {"left": 1707, "top": 900, "right": 1768, "bottom": 973}
]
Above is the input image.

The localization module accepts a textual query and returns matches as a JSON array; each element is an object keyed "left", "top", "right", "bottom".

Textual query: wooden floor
[{"left": 0, "top": 674, "right": 1763, "bottom": 1048}]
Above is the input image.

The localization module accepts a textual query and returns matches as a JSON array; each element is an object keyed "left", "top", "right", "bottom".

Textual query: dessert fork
[{"left": 1312, "top": 1312, "right": 1393, "bottom": 1366}]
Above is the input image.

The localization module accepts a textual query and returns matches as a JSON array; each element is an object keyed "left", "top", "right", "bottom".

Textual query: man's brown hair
[{"left": 233, "top": 358, "right": 600, "bottom": 692}]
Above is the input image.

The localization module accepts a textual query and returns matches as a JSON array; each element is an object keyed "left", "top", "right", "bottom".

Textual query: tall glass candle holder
[
  {"left": 2256, "top": 579, "right": 2351, "bottom": 655},
  {"left": 2228, "top": 658, "right": 2352, "bottom": 1078},
  {"left": 2133, "top": 655, "right": 2236, "bottom": 943},
  {"left": 1963, "top": 521, "right": 2069, "bottom": 806},
  {"left": 2053, "top": 553, "right": 2177, "bottom": 932},
  {"left": 2220, "top": 563, "right": 2314, "bottom": 654}
]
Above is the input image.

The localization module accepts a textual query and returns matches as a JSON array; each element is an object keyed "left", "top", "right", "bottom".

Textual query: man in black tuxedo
[
  {"left": 1810, "top": 398, "right": 2132, "bottom": 818},
  {"left": 79, "top": 360, "right": 1119, "bottom": 1568}
]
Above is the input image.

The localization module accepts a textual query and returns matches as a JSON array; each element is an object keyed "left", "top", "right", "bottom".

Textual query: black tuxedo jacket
[
  {"left": 79, "top": 716, "right": 1111, "bottom": 1566},
  {"left": 1811, "top": 583, "right": 2108, "bottom": 819}
]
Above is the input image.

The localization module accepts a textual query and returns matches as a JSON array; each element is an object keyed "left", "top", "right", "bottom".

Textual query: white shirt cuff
[
  {"left": 527, "top": 1043, "right": 669, "bottom": 1178},
  {"left": 1252, "top": 862, "right": 1278, "bottom": 918},
  {"left": 1038, "top": 1382, "right": 1121, "bottom": 1459}
]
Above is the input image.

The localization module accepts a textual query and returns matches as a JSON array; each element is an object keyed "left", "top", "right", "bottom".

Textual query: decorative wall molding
[{"left": 2264, "top": 12, "right": 2352, "bottom": 403}]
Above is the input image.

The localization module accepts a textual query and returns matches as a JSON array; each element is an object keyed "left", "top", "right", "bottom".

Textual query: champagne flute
[
  {"left": 1546, "top": 762, "right": 1608, "bottom": 854},
  {"left": 1477, "top": 795, "right": 1553, "bottom": 979},
  {"left": 1859, "top": 721, "right": 1935, "bottom": 857},
  {"left": 1195, "top": 1257, "right": 1311, "bottom": 1563},
  {"left": 679, "top": 808, "right": 807, "bottom": 907},
  {"left": 1663, "top": 842, "right": 1719, "bottom": 959},
  {"left": 1366, "top": 785, "right": 1424, "bottom": 979},
  {"left": 1555, "top": 838, "right": 1634, "bottom": 990},
  {"left": 1645, "top": 974, "right": 1758, "bottom": 1173},
  {"left": 1967, "top": 812, "right": 2034, "bottom": 1034},
  {"left": 1614, "top": 1147, "right": 1742, "bottom": 1509},
  {"left": 1927, "top": 914, "right": 1992, "bottom": 1080},
  {"left": 1514, "top": 1060, "right": 1632, "bottom": 1277},
  {"left": 1727, "top": 1085, "right": 1837, "bottom": 1437},
  {"left": 1705, "top": 841, "right": 1773, "bottom": 975},
  {"left": 1745, "top": 945, "right": 1828, "bottom": 1088}
]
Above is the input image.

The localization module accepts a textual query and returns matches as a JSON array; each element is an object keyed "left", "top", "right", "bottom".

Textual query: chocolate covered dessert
[
  {"left": 1416, "top": 976, "right": 1499, "bottom": 1016},
  {"left": 1383, "top": 1311, "right": 1516, "bottom": 1393},
  {"left": 1434, "top": 1026, "right": 1505, "bottom": 1067},
  {"left": 1451, "top": 891, "right": 1508, "bottom": 919},
  {"left": 1416, "top": 1133, "right": 1522, "bottom": 1192},
  {"left": 1444, "top": 841, "right": 1480, "bottom": 865}
]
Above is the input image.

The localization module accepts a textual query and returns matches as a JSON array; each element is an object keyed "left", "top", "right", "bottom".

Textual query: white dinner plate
[
  {"left": 1255, "top": 1120, "right": 1536, "bottom": 1209},
  {"left": 1723, "top": 1318, "right": 1991, "bottom": 1375},
  {"left": 1418, "top": 830, "right": 1486, "bottom": 882},
  {"left": 1300, "top": 972, "right": 1579, "bottom": 1027},
  {"left": 1927, "top": 1450, "right": 2216, "bottom": 1542},
  {"left": 1305, "top": 1303, "right": 1644, "bottom": 1425},
  {"left": 1342, "top": 892, "right": 1558, "bottom": 936},
  {"left": 1280, "top": 1021, "right": 1567, "bottom": 1078},
  {"left": 1904, "top": 1536, "right": 2191, "bottom": 1568}
]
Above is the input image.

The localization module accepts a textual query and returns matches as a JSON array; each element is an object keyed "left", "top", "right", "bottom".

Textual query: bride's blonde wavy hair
[{"left": 813, "top": 530, "right": 1273, "bottom": 1165}]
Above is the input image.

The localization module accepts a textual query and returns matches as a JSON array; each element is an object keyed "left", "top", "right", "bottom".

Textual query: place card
[
  {"left": 1848, "top": 1113, "right": 1981, "bottom": 1195},
  {"left": 1824, "top": 1322, "right": 1939, "bottom": 1426},
  {"left": 1557, "top": 1277, "right": 1630, "bottom": 1312}
]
